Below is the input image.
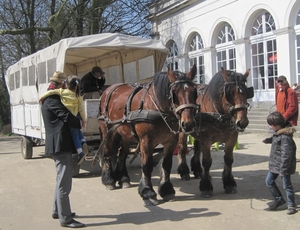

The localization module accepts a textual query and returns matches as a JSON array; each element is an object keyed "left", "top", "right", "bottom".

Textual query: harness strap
[
  {"left": 197, "top": 112, "right": 232, "bottom": 122},
  {"left": 228, "top": 103, "right": 249, "bottom": 113},
  {"left": 125, "top": 85, "right": 143, "bottom": 116},
  {"left": 233, "top": 104, "right": 248, "bottom": 110},
  {"left": 102, "top": 83, "right": 126, "bottom": 117},
  {"left": 126, "top": 110, "right": 175, "bottom": 123},
  {"left": 125, "top": 85, "right": 144, "bottom": 140},
  {"left": 138, "top": 82, "right": 152, "bottom": 111},
  {"left": 175, "top": 103, "right": 198, "bottom": 113}
]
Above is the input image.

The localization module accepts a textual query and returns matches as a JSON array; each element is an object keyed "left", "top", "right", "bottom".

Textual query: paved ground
[{"left": 1, "top": 132, "right": 300, "bottom": 230}]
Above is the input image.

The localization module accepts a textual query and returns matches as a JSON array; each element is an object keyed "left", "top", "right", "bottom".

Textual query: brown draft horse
[
  {"left": 177, "top": 68, "right": 254, "bottom": 198},
  {"left": 98, "top": 65, "right": 198, "bottom": 205}
]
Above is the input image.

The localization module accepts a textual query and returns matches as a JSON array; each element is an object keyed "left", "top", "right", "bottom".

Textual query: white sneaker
[{"left": 82, "top": 142, "right": 89, "bottom": 156}]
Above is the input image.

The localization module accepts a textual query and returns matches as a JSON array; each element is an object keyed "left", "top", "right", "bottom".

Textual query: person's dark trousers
[{"left": 53, "top": 152, "right": 74, "bottom": 224}]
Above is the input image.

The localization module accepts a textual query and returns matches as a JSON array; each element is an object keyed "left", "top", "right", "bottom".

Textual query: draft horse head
[
  {"left": 204, "top": 68, "right": 253, "bottom": 132},
  {"left": 221, "top": 68, "right": 253, "bottom": 131},
  {"left": 153, "top": 64, "right": 198, "bottom": 133}
]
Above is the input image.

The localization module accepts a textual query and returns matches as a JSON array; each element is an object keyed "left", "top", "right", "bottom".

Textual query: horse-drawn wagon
[{"left": 4, "top": 33, "right": 168, "bottom": 175}]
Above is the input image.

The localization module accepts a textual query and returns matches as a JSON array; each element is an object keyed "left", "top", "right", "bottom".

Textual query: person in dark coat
[
  {"left": 80, "top": 66, "right": 106, "bottom": 99},
  {"left": 263, "top": 111, "right": 297, "bottom": 215},
  {"left": 41, "top": 71, "right": 85, "bottom": 228}
]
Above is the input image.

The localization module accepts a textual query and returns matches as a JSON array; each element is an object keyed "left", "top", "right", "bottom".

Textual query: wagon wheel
[
  {"left": 21, "top": 136, "right": 33, "bottom": 159},
  {"left": 72, "top": 154, "right": 80, "bottom": 177}
]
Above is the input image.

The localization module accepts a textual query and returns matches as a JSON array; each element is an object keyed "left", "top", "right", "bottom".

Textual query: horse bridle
[
  {"left": 149, "top": 78, "right": 198, "bottom": 134},
  {"left": 223, "top": 80, "right": 249, "bottom": 115},
  {"left": 169, "top": 79, "right": 199, "bottom": 119}
]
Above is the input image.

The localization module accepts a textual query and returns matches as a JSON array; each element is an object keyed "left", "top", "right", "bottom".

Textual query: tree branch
[{"left": 0, "top": 27, "right": 54, "bottom": 35}]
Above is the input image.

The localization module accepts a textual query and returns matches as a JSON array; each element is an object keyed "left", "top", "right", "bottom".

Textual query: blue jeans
[
  {"left": 69, "top": 126, "right": 84, "bottom": 151},
  {"left": 265, "top": 171, "right": 296, "bottom": 207}
]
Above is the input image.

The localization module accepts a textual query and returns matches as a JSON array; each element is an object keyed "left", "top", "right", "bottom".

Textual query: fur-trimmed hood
[{"left": 276, "top": 126, "right": 296, "bottom": 136}]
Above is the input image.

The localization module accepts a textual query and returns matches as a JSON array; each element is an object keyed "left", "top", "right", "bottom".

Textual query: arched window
[
  {"left": 251, "top": 11, "right": 277, "bottom": 90},
  {"left": 216, "top": 23, "right": 236, "bottom": 71},
  {"left": 166, "top": 40, "right": 178, "bottom": 71},
  {"left": 188, "top": 33, "right": 205, "bottom": 83},
  {"left": 295, "top": 9, "right": 300, "bottom": 82}
]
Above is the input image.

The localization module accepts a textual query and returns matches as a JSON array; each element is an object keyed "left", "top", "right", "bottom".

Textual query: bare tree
[
  {"left": 0, "top": 0, "right": 152, "bottom": 71},
  {"left": 0, "top": 0, "right": 153, "bottom": 129}
]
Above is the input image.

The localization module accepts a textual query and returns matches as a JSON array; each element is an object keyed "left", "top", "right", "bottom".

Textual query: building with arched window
[{"left": 147, "top": 0, "right": 300, "bottom": 106}]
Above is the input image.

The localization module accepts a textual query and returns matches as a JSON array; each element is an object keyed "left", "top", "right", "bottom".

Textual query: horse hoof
[
  {"left": 144, "top": 197, "right": 159, "bottom": 206},
  {"left": 106, "top": 184, "right": 116, "bottom": 190},
  {"left": 201, "top": 191, "right": 213, "bottom": 198},
  {"left": 122, "top": 182, "right": 132, "bottom": 189},
  {"left": 180, "top": 174, "right": 190, "bottom": 181},
  {"left": 162, "top": 194, "right": 176, "bottom": 202},
  {"left": 193, "top": 172, "right": 202, "bottom": 179},
  {"left": 225, "top": 186, "right": 237, "bottom": 194}
]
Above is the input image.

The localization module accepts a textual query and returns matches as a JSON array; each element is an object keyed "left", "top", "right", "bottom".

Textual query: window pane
[
  {"left": 258, "top": 54, "right": 264, "bottom": 65},
  {"left": 265, "top": 12, "right": 276, "bottom": 31},
  {"left": 252, "top": 43, "right": 258, "bottom": 55},
  {"left": 47, "top": 59, "right": 56, "bottom": 79},
  {"left": 190, "top": 37, "right": 196, "bottom": 52},
  {"left": 229, "top": 49, "right": 235, "bottom": 59},
  {"left": 297, "top": 34, "right": 300, "bottom": 47},
  {"left": 189, "top": 33, "right": 204, "bottom": 51},
  {"left": 15, "top": 71, "right": 20, "bottom": 89},
  {"left": 297, "top": 33, "right": 300, "bottom": 83},
  {"left": 267, "top": 40, "right": 275, "bottom": 52},
  {"left": 252, "top": 14, "right": 262, "bottom": 35},
  {"left": 166, "top": 40, "right": 178, "bottom": 71},
  {"left": 37, "top": 62, "right": 47, "bottom": 84},
  {"left": 188, "top": 33, "right": 205, "bottom": 84},
  {"left": 29, "top": 65, "right": 35, "bottom": 86},
  {"left": 298, "top": 62, "right": 300, "bottom": 82},
  {"left": 216, "top": 23, "right": 236, "bottom": 72},
  {"left": 251, "top": 37, "right": 277, "bottom": 90},
  {"left": 297, "top": 9, "right": 300, "bottom": 25},
  {"left": 9, "top": 74, "right": 15, "bottom": 91},
  {"left": 175, "top": 62, "right": 178, "bottom": 71},
  {"left": 252, "top": 11, "right": 275, "bottom": 35},
  {"left": 22, "top": 68, "right": 27, "bottom": 86}
]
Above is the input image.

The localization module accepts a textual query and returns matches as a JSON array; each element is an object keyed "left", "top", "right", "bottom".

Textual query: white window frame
[
  {"left": 294, "top": 9, "right": 300, "bottom": 83},
  {"left": 215, "top": 23, "right": 236, "bottom": 71},
  {"left": 166, "top": 40, "right": 179, "bottom": 71},
  {"left": 188, "top": 33, "right": 205, "bottom": 84},
  {"left": 250, "top": 11, "right": 277, "bottom": 91}
]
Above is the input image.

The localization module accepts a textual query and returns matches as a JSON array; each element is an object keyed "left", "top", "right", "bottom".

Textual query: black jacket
[
  {"left": 80, "top": 71, "right": 106, "bottom": 95},
  {"left": 265, "top": 127, "right": 297, "bottom": 176},
  {"left": 41, "top": 95, "right": 81, "bottom": 155}
]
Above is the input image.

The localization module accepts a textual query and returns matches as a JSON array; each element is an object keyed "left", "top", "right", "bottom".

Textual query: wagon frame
[{"left": 5, "top": 33, "right": 168, "bottom": 175}]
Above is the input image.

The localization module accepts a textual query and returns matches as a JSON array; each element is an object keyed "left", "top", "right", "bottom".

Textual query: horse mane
[
  {"left": 205, "top": 71, "right": 225, "bottom": 101},
  {"left": 205, "top": 69, "right": 247, "bottom": 102},
  {"left": 152, "top": 70, "right": 191, "bottom": 104},
  {"left": 152, "top": 72, "right": 169, "bottom": 103}
]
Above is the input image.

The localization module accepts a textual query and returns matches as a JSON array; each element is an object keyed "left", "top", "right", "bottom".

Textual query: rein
[{"left": 148, "top": 94, "right": 179, "bottom": 134}]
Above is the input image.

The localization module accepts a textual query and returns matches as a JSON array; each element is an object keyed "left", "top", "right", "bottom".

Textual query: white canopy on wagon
[
  {"left": 5, "top": 33, "right": 168, "bottom": 139},
  {"left": 5, "top": 33, "right": 168, "bottom": 105}
]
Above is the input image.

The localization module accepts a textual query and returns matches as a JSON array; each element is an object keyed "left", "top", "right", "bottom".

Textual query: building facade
[{"left": 147, "top": 0, "right": 300, "bottom": 106}]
